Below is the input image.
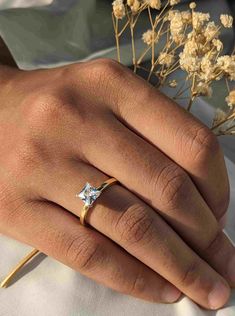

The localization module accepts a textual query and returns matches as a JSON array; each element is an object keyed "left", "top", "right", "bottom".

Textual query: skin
[{"left": 0, "top": 57, "right": 234, "bottom": 310}]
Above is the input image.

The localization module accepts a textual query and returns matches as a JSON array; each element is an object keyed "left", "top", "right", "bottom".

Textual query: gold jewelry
[
  {"left": 0, "top": 249, "right": 40, "bottom": 288},
  {"left": 1, "top": 178, "right": 118, "bottom": 288},
  {"left": 76, "top": 177, "right": 118, "bottom": 226}
]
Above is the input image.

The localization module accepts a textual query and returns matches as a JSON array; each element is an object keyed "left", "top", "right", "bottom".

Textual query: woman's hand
[{"left": 0, "top": 59, "right": 234, "bottom": 309}]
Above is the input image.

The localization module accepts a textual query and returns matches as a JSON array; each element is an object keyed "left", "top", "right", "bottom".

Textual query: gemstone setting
[{"left": 77, "top": 182, "right": 101, "bottom": 207}]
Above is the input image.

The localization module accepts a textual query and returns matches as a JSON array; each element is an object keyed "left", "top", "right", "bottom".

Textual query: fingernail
[
  {"left": 219, "top": 214, "right": 227, "bottom": 229},
  {"left": 227, "top": 255, "right": 235, "bottom": 283},
  {"left": 162, "top": 285, "right": 181, "bottom": 303},
  {"left": 208, "top": 281, "right": 230, "bottom": 310}
]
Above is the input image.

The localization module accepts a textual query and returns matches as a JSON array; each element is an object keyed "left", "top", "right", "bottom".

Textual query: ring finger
[
  {"left": 1, "top": 198, "right": 178, "bottom": 303},
  {"left": 78, "top": 114, "right": 235, "bottom": 286},
  {"left": 39, "top": 159, "right": 231, "bottom": 310}
]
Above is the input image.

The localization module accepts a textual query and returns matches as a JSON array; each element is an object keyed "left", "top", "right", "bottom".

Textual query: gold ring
[{"left": 76, "top": 178, "right": 118, "bottom": 226}]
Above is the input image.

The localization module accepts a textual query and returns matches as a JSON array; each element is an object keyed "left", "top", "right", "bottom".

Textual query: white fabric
[
  {"left": 0, "top": 0, "right": 53, "bottom": 9},
  {"left": 0, "top": 155, "right": 234, "bottom": 316}
]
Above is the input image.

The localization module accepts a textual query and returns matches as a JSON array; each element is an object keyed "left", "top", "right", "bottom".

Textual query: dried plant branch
[{"left": 112, "top": 0, "right": 235, "bottom": 135}]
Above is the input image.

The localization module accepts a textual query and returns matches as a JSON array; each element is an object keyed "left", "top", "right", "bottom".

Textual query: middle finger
[
  {"left": 40, "top": 159, "right": 230, "bottom": 309},
  {"left": 79, "top": 114, "right": 235, "bottom": 285}
]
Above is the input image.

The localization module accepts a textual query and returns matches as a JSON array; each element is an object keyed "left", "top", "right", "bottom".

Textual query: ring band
[{"left": 76, "top": 178, "right": 118, "bottom": 226}]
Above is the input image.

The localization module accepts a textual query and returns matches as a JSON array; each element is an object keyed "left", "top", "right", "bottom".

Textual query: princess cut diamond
[{"left": 77, "top": 182, "right": 101, "bottom": 206}]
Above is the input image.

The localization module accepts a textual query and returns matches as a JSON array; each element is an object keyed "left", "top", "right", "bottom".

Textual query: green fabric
[
  {"left": 0, "top": 0, "right": 233, "bottom": 71},
  {"left": 0, "top": 0, "right": 233, "bottom": 111}
]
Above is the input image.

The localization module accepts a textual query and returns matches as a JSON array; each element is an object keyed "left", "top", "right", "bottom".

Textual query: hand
[{"left": 0, "top": 60, "right": 234, "bottom": 310}]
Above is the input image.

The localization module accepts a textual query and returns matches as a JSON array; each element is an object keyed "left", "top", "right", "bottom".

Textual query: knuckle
[
  {"left": 22, "top": 92, "right": 68, "bottom": 130},
  {"left": 203, "top": 230, "right": 223, "bottom": 254},
  {"left": 12, "top": 138, "right": 42, "bottom": 174},
  {"left": 81, "top": 58, "right": 132, "bottom": 113},
  {"left": 65, "top": 234, "right": 105, "bottom": 272},
  {"left": 88, "top": 58, "right": 124, "bottom": 79},
  {"left": 138, "top": 86, "right": 157, "bottom": 106},
  {"left": 129, "top": 267, "right": 147, "bottom": 296},
  {"left": 188, "top": 125, "right": 220, "bottom": 165},
  {"left": 0, "top": 188, "right": 13, "bottom": 226},
  {"left": 119, "top": 85, "right": 156, "bottom": 119},
  {"left": 157, "top": 164, "right": 191, "bottom": 208},
  {"left": 115, "top": 204, "right": 155, "bottom": 246},
  {"left": 85, "top": 59, "right": 125, "bottom": 93},
  {"left": 0, "top": 190, "right": 32, "bottom": 231},
  {"left": 216, "top": 186, "right": 230, "bottom": 220},
  {"left": 179, "top": 259, "right": 200, "bottom": 288}
]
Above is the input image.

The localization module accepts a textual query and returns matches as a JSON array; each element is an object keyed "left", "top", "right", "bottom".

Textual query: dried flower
[
  {"left": 189, "top": 2, "right": 196, "bottom": 9},
  {"left": 200, "top": 56, "right": 215, "bottom": 81},
  {"left": 213, "top": 109, "right": 227, "bottom": 127},
  {"left": 170, "top": 0, "right": 181, "bottom": 6},
  {"left": 192, "top": 12, "right": 210, "bottom": 30},
  {"left": 204, "top": 22, "right": 219, "bottom": 40},
  {"left": 194, "top": 82, "right": 212, "bottom": 97},
  {"left": 129, "top": 0, "right": 141, "bottom": 13},
  {"left": 220, "top": 14, "right": 233, "bottom": 28},
  {"left": 183, "top": 38, "right": 198, "bottom": 57},
  {"left": 212, "top": 39, "right": 223, "bottom": 52},
  {"left": 217, "top": 55, "right": 235, "bottom": 80},
  {"left": 170, "top": 11, "right": 185, "bottom": 43},
  {"left": 168, "top": 80, "right": 178, "bottom": 87},
  {"left": 159, "top": 52, "right": 175, "bottom": 66},
  {"left": 144, "top": 0, "right": 161, "bottom": 10},
  {"left": 179, "top": 53, "right": 200, "bottom": 72},
  {"left": 142, "top": 30, "right": 156, "bottom": 45},
  {"left": 112, "top": 0, "right": 125, "bottom": 19},
  {"left": 226, "top": 90, "right": 235, "bottom": 108},
  {"left": 181, "top": 11, "right": 192, "bottom": 24},
  {"left": 111, "top": 0, "right": 235, "bottom": 135},
  {"left": 127, "top": 0, "right": 135, "bottom": 6}
]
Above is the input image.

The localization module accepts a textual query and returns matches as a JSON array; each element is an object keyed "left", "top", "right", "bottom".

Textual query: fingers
[
  {"left": 0, "top": 199, "right": 180, "bottom": 304},
  {"left": 41, "top": 160, "right": 231, "bottom": 309},
  {"left": 78, "top": 59, "right": 229, "bottom": 220},
  {"left": 70, "top": 113, "right": 235, "bottom": 286}
]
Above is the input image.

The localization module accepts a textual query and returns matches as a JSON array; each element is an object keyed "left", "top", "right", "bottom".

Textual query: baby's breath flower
[
  {"left": 181, "top": 11, "right": 192, "bottom": 24},
  {"left": 142, "top": 29, "right": 156, "bottom": 45},
  {"left": 170, "top": 0, "right": 180, "bottom": 6},
  {"left": 159, "top": 52, "right": 175, "bottom": 66},
  {"left": 144, "top": 0, "right": 161, "bottom": 10},
  {"left": 213, "top": 109, "right": 227, "bottom": 127},
  {"left": 217, "top": 55, "right": 235, "bottom": 80},
  {"left": 183, "top": 38, "right": 198, "bottom": 57},
  {"left": 167, "top": 10, "right": 179, "bottom": 20},
  {"left": 127, "top": 0, "right": 135, "bottom": 6},
  {"left": 170, "top": 11, "right": 185, "bottom": 42},
  {"left": 112, "top": 0, "right": 125, "bottom": 19},
  {"left": 220, "top": 14, "right": 233, "bottom": 28},
  {"left": 212, "top": 39, "right": 223, "bottom": 52},
  {"left": 194, "top": 82, "right": 212, "bottom": 97},
  {"left": 130, "top": 0, "right": 141, "bottom": 13},
  {"left": 226, "top": 90, "right": 235, "bottom": 108},
  {"left": 173, "top": 34, "right": 186, "bottom": 44},
  {"left": 168, "top": 80, "right": 178, "bottom": 87},
  {"left": 204, "top": 22, "right": 219, "bottom": 41},
  {"left": 111, "top": 0, "right": 235, "bottom": 125},
  {"left": 200, "top": 56, "right": 215, "bottom": 81},
  {"left": 192, "top": 12, "right": 210, "bottom": 30},
  {"left": 179, "top": 53, "right": 200, "bottom": 72},
  {"left": 189, "top": 2, "right": 196, "bottom": 9},
  {"left": 201, "top": 55, "right": 212, "bottom": 72}
]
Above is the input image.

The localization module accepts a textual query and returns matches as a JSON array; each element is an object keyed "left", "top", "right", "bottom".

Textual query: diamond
[{"left": 77, "top": 182, "right": 101, "bottom": 207}]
